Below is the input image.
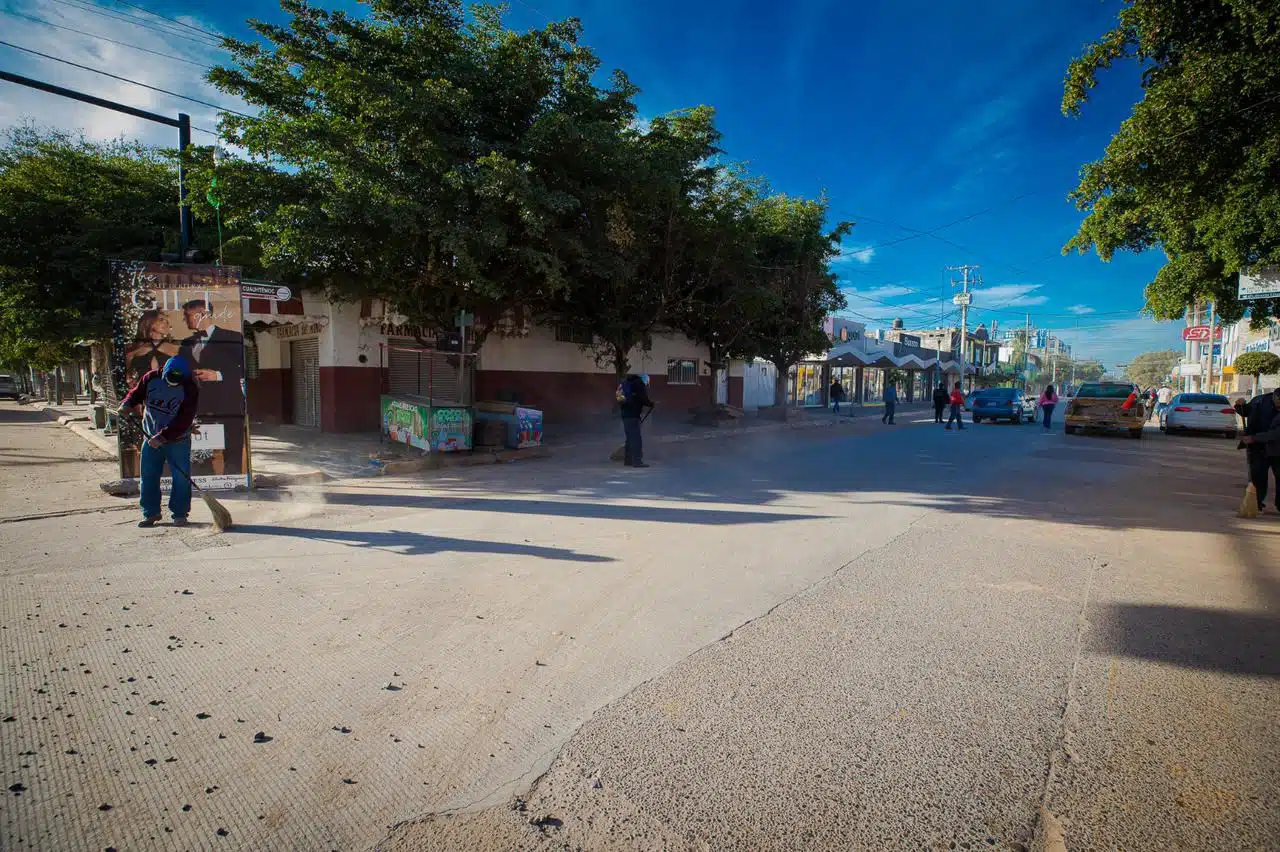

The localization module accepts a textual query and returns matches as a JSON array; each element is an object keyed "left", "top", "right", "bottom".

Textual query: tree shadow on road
[{"left": 230, "top": 523, "right": 616, "bottom": 562}]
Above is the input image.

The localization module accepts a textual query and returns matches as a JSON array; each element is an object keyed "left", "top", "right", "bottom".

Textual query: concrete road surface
[{"left": 1, "top": 401, "right": 1275, "bottom": 851}]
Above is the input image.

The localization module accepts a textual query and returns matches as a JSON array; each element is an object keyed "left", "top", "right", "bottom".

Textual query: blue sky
[{"left": 0, "top": 0, "right": 1184, "bottom": 367}]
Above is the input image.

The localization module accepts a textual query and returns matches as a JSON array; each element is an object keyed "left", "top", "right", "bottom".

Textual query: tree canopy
[
  {"left": 2, "top": 0, "right": 851, "bottom": 386},
  {"left": 1124, "top": 349, "right": 1181, "bottom": 388},
  {"left": 0, "top": 126, "right": 178, "bottom": 369},
  {"left": 1062, "top": 0, "right": 1280, "bottom": 325},
  {"left": 1232, "top": 350, "right": 1280, "bottom": 381}
]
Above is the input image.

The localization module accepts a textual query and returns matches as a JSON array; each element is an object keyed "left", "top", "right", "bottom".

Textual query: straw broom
[{"left": 1238, "top": 483, "right": 1260, "bottom": 519}]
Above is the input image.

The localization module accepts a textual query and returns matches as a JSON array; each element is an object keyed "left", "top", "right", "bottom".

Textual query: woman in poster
[{"left": 127, "top": 309, "right": 178, "bottom": 384}]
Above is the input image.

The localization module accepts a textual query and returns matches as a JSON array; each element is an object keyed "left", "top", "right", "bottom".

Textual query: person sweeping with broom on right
[
  {"left": 1239, "top": 386, "right": 1280, "bottom": 516},
  {"left": 117, "top": 356, "right": 200, "bottom": 528}
]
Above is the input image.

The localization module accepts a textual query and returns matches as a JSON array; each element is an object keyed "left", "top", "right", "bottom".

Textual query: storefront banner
[
  {"left": 515, "top": 407, "right": 543, "bottom": 449},
  {"left": 110, "top": 260, "right": 250, "bottom": 490},
  {"left": 382, "top": 396, "right": 474, "bottom": 453}
]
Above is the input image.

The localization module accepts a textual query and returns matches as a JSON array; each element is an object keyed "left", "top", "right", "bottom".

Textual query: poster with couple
[{"left": 110, "top": 260, "right": 251, "bottom": 490}]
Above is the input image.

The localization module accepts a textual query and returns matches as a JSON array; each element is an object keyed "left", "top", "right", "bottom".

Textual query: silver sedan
[{"left": 1159, "top": 393, "right": 1239, "bottom": 438}]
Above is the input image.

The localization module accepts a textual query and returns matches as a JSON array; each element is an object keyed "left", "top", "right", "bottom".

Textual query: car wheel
[
  {"left": 1129, "top": 429, "right": 1143, "bottom": 440},
  {"left": 973, "top": 416, "right": 981, "bottom": 424},
  {"left": 1065, "top": 425, "right": 1077, "bottom": 435}
]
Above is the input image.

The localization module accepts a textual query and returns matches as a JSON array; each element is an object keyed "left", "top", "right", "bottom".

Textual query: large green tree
[
  {"left": 1062, "top": 0, "right": 1280, "bottom": 325},
  {"left": 670, "top": 163, "right": 770, "bottom": 407},
  {"left": 552, "top": 106, "right": 722, "bottom": 379},
  {"left": 1125, "top": 348, "right": 1181, "bottom": 388},
  {"left": 748, "top": 194, "right": 850, "bottom": 415},
  {"left": 208, "top": 0, "right": 637, "bottom": 350},
  {"left": 0, "top": 126, "right": 180, "bottom": 369}
]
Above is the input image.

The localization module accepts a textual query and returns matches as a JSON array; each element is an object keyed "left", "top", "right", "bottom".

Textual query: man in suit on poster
[{"left": 179, "top": 298, "right": 246, "bottom": 474}]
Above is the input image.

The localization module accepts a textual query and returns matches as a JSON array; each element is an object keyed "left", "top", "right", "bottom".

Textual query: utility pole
[
  {"left": 1206, "top": 301, "right": 1216, "bottom": 394},
  {"left": 947, "top": 265, "right": 979, "bottom": 391}
]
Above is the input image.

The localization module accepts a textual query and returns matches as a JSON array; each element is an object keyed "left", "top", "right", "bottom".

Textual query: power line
[
  {"left": 0, "top": 9, "right": 213, "bottom": 69},
  {"left": 0, "top": 39, "right": 251, "bottom": 117},
  {"left": 46, "top": 0, "right": 225, "bottom": 49},
  {"left": 108, "top": 0, "right": 227, "bottom": 42}
]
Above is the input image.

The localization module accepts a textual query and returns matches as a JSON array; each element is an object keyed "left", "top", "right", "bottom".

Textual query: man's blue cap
[{"left": 161, "top": 355, "right": 189, "bottom": 380}]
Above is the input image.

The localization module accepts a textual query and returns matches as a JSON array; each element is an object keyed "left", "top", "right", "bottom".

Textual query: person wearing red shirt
[{"left": 946, "top": 383, "right": 967, "bottom": 430}]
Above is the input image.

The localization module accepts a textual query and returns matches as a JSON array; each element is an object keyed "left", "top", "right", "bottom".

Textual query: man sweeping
[
  {"left": 118, "top": 356, "right": 199, "bottom": 528},
  {"left": 1240, "top": 386, "right": 1280, "bottom": 513}
]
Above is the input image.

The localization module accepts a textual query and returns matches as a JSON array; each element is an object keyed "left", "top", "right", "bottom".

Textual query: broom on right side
[{"left": 1238, "top": 483, "right": 1260, "bottom": 519}]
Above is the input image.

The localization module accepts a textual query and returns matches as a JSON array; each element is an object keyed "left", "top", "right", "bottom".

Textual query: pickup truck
[{"left": 1064, "top": 382, "right": 1146, "bottom": 439}]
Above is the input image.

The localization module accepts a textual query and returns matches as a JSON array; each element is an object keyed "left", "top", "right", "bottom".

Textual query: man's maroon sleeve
[
  {"left": 120, "top": 371, "right": 156, "bottom": 408},
  {"left": 158, "top": 378, "right": 200, "bottom": 442}
]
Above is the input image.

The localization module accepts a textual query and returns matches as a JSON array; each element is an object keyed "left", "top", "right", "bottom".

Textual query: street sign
[
  {"left": 241, "top": 280, "right": 292, "bottom": 302},
  {"left": 1212, "top": 343, "right": 1221, "bottom": 355},
  {"left": 1182, "top": 325, "right": 1223, "bottom": 341},
  {"left": 1178, "top": 363, "right": 1202, "bottom": 377},
  {"left": 952, "top": 293, "right": 972, "bottom": 306},
  {"left": 1238, "top": 266, "right": 1280, "bottom": 301}
]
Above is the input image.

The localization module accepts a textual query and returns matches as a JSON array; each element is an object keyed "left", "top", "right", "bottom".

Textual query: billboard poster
[{"left": 110, "top": 261, "right": 250, "bottom": 491}]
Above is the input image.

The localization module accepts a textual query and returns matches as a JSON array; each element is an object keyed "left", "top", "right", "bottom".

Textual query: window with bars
[
  {"left": 666, "top": 358, "right": 699, "bottom": 385},
  {"left": 554, "top": 325, "right": 594, "bottom": 345},
  {"left": 244, "top": 340, "right": 260, "bottom": 379}
]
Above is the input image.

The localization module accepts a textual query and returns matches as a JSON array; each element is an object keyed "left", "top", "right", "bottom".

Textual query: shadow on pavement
[
  {"left": 0, "top": 407, "right": 57, "bottom": 425},
  {"left": 286, "top": 492, "right": 829, "bottom": 526},
  {"left": 1091, "top": 603, "right": 1279, "bottom": 678},
  {"left": 231, "top": 523, "right": 616, "bottom": 562}
]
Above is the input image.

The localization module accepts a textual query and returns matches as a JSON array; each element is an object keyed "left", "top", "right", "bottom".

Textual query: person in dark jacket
[
  {"left": 829, "top": 379, "right": 845, "bottom": 414},
  {"left": 1240, "top": 387, "right": 1280, "bottom": 511},
  {"left": 619, "top": 374, "right": 655, "bottom": 467},
  {"left": 118, "top": 356, "right": 200, "bottom": 527},
  {"left": 932, "top": 383, "right": 949, "bottom": 423}
]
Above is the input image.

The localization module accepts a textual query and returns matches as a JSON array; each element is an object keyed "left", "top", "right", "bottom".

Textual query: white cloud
[
  {"left": 1066, "top": 304, "right": 1096, "bottom": 315},
  {"left": 969, "top": 283, "right": 1048, "bottom": 309},
  {"left": 1053, "top": 317, "right": 1184, "bottom": 370},
  {"left": 857, "top": 284, "right": 914, "bottom": 298},
  {"left": 0, "top": 0, "right": 250, "bottom": 146},
  {"left": 833, "top": 245, "right": 875, "bottom": 265}
]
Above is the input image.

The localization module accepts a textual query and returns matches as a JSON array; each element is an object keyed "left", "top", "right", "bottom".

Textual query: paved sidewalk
[{"left": 31, "top": 401, "right": 934, "bottom": 485}]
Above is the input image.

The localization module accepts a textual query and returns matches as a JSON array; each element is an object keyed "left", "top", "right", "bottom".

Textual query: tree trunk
[{"left": 773, "top": 361, "right": 790, "bottom": 421}]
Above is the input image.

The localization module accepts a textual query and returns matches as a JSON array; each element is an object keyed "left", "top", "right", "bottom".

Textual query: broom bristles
[
  {"left": 1239, "top": 483, "right": 1260, "bottom": 519},
  {"left": 201, "top": 492, "right": 234, "bottom": 531}
]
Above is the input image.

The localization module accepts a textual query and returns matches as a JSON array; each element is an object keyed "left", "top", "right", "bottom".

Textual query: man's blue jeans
[{"left": 140, "top": 438, "right": 192, "bottom": 520}]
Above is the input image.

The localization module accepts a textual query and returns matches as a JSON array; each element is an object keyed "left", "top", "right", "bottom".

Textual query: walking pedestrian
[
  {"left": 830, "top": 378, "right": 845, "bottom": 415},
  {"left": 882, "top": 382, "right": 898, "bottom": 424},
  {"left": 1039, "top": 383, "right": 1059, "bottom": 430},
  {"left": 945, "top": 382, "right": 966, "bottom": 430},
  {"left": 1155, "top": 383, "right": 1174, "bottom": 420},
  {"left": 616, "top": 373, "right": 655, "bottom": 468},
  {"left": 1240, "top": 387, "right": 1280, "bottom": 512},
  {"left": 932, "top": 383, "right": 949, "bottom": 423},
  {"left": 116, "top": 356, "right": 199, "bottom": 528}
]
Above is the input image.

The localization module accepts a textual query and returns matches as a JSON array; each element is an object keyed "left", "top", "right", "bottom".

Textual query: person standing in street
[
  {"left": 1155, "top": 383, "right": 1174, "bottom": 421},
  {"left": 932, "top": 383, "right": 949, "bottom": 423},
  {"left": 945, "top": 382, "right": 966, "bottom": 430},
  {"left": 617, "top": 373, "right": 655, "bottom": 468},
  {"left": 882, "top": 382, "right": 898, "bottom": 424},
  {"left": 830, "top": 378, "right": 845, "bottom": 415},
  {"left": 1240, "top": 387, "right": 1280, "bottom": 511},
  {"left": 117, "top": 356, "right": 200, "bottom": 527},
  {"left": 1039, "top": 384, "right": 1059, "bottom": 430}
]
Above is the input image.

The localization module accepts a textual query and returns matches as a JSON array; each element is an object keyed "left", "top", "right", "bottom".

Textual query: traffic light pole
[{"left": 0, "top": 70, "right": 193, "bottom": 255}]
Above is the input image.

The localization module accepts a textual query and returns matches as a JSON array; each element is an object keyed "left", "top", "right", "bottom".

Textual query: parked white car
[{"left": 1158, "top": 393, "right": 1239, "bottom": 438}]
